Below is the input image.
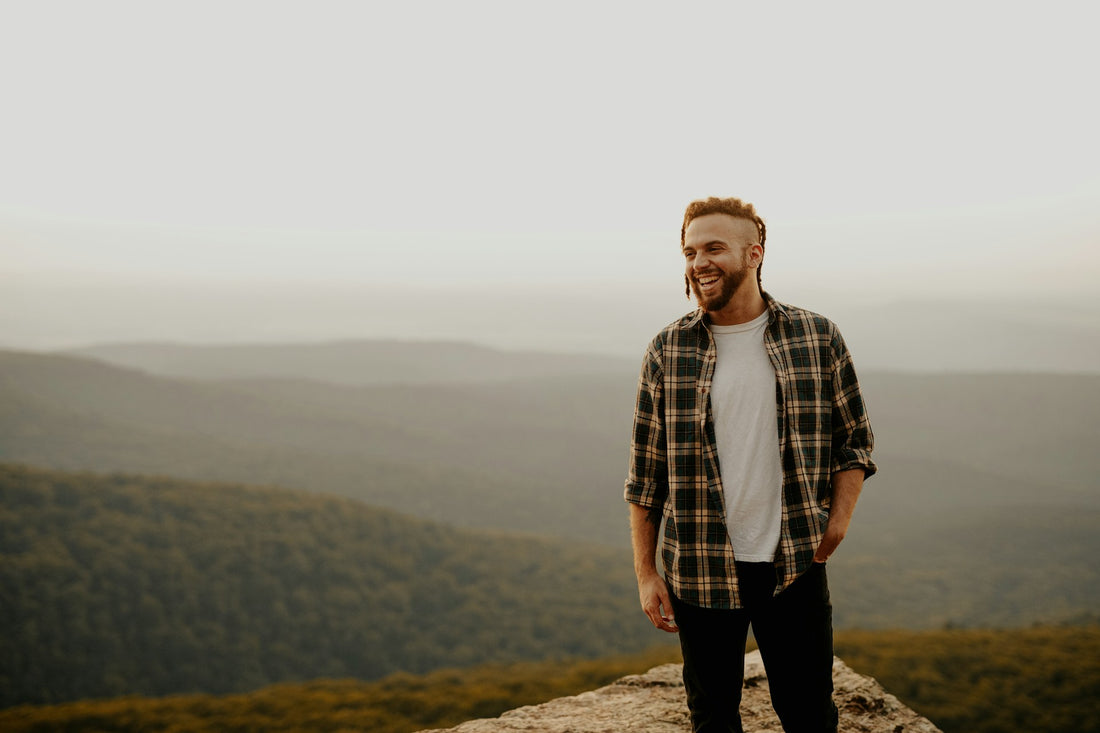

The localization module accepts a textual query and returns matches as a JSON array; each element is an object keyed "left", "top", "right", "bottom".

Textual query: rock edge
[{"left": 419, "top": 650, "right": 942, "bottom": 732}]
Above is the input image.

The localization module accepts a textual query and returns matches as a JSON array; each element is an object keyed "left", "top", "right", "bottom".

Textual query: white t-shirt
[{"left": 710, "top": 310, "right": 783, "bottom": 562}]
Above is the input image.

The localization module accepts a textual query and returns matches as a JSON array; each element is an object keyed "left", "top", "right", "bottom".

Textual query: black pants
[{"left": 670, "top": 562, "right": 838, "bottom": 733}]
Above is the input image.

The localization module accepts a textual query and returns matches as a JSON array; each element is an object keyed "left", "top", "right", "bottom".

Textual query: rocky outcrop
[{"left": 421, "top": 650, "right": 942, "bottom": 732}]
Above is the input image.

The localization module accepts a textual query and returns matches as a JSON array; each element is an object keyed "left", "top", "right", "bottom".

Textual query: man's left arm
[
  {"left": 815, "top": 327, "right": 876, "bottom": 563},
  {"left": 813, "top": 468, "right": 864, "bottom": 563}
]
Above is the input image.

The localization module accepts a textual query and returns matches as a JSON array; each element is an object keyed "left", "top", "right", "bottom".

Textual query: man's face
[{"left": 682, "top": 213, "right": 760, "bottom": 312}]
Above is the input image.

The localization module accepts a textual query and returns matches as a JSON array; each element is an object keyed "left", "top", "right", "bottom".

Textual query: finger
[
  {"left": 814, "top": 534, "right": 838, "bottom": 563},
  {"left": 643, "top": 599, "right": 673, "bottom": 631},
  {"left": 657, "top": 590, "right": 677, "bottom": 631}
]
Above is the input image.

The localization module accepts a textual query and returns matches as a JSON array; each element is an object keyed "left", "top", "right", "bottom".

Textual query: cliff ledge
[{"left": 420, "top": 650, "right": 942, "bottom": 732}]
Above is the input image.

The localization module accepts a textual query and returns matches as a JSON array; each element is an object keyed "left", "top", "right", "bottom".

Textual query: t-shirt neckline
[{"left": 709, "top": 309, "right": 770, "bottom": 334}]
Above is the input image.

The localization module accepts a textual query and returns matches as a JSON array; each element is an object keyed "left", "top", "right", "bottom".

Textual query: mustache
[{"left": 685, "top": 270, "right": 721, "bottom": 299}]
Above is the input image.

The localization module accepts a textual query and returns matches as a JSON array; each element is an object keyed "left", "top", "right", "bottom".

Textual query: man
[{"left": 624, "top": 197, "right": 876, "bottom": 733}]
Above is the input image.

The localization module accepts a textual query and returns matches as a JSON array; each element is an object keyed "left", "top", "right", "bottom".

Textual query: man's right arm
[
  {"left": 625, "top": 341, "right": 676, "bottom": 632},
  {"left": 629, "top": 502, "right": 678, "bottom": 632}
]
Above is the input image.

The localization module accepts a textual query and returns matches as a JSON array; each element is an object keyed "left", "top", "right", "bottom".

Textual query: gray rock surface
[{"left": 420, "top": 651, "right": 942, "bottom": 732}]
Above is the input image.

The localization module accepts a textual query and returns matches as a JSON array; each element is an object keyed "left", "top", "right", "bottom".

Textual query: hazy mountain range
[
  {"left": 824, "top": 297, "right": 1100, "bottom": 374},
  {"left": 2, "top": 341, "right": 1097, "bottom": 635},
  {"left": 5, "top": 279, "right": 1099, "bottom": 373},
  {"left": 63, "top": 340, "right": 634, "bottom": 385}
]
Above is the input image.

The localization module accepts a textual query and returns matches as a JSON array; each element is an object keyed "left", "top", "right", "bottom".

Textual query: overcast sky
[{"left": 2, "top": 1, "right": 1098, "bottom": 352}]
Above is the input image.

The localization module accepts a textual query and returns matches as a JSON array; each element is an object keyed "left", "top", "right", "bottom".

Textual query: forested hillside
[
  {"left": 2, "top": 626, "right": 1097, "bottom": 733},
  {"left": 835, "top": 626, "right": 1100, "bottom": 733},
  {"left": 5, "top": 462, "right": 1097, "bottom": 711},
  {"left": 0, "top": 464, "right": 668, "bottom": 707}
]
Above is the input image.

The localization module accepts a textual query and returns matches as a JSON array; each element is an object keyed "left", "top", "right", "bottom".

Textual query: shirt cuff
[
  {"left": 831, "top": 449, "right": 877, "bottom": 479},
  {"left": 624, "top": 479, "right": 667, "bottom": 509}
]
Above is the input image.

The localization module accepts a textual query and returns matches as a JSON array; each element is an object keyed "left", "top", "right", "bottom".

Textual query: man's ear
[{"left": 749, "top": 243, "right": 764, "bottom": 267}]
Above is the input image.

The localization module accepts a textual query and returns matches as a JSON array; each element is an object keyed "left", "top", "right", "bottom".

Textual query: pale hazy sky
[{"left": 2, "top": 1, "right": 1098, "bottom": 352}]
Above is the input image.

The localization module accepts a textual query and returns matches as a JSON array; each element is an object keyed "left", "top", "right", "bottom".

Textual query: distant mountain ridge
[
  {"left": 63, "top": 340, "right": 636, "bottom": 385},
  {"left": 12, "top": 345, "right": 1098, "bottom": 502},
  {"left": 8, "top": 270, "right": 1099, "bottom": 373},
  {"left": 825, "top": 299, "right": 1100, "bottom": 375},
  {"left": 0, "top": 348, "right": 633, "bottom": 542}
]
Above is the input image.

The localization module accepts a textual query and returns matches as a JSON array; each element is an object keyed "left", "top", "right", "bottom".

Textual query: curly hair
[{"left": 681, "top": 197, "right": 767, "bottom": 297}]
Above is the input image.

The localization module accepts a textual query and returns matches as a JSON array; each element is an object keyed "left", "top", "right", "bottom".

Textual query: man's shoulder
[
  {"left": 648, "top": 310, "right": 705, "bottom": 345},
  {"left": 638, "top": 311, "right": 707, "bottom": 372},
  {"left": 767, "top": 296, "right": 841, "bottom": 338}
]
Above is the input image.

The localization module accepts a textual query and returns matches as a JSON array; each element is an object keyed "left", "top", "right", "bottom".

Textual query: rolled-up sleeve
[
  {"left": 829, "top": 330, "right": 877, "bottom": 479},
  {"left": 624, "top": 342, "right": 669, "bottom": 509}
]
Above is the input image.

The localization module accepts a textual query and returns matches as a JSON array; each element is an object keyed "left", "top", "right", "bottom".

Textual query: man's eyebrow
[{"left": 683, "top": 239, "right": 728, "bottom": 249}]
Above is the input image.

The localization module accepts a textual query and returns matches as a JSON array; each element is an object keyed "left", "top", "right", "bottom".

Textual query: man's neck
[{"left": 707, "top": 285, "right": 767, "bottom": 326}]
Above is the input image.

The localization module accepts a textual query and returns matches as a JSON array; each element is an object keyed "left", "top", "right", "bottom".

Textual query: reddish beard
[{"left": 689, "top": 266, "right": 751, "bottom": 312}]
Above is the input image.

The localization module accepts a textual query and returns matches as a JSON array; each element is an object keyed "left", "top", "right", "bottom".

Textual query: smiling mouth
[{"left": 695, "top": 274, "right": 720, "bottom": 289}]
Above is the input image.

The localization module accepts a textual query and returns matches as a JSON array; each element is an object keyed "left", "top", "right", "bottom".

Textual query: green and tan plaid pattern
[{"left": 625, "top": 293, "right": 876, "bottom": 609}]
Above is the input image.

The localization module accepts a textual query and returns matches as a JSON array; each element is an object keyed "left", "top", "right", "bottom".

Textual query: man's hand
[
  {"left": 812, "top": 517, "right": 848, "bottom": 563},
  {"left": 638, "top": 572, "right": 678, "bottom": 632},
  {"left": 813, "top": 468, "right": 864, "bottom": 563},
  {"left": 628, "top": 502, "right": 678, "bottom": 632}
]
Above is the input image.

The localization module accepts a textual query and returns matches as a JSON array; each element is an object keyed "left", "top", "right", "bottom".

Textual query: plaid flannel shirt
[{"left": 624, "top": 293, "right": 876, "bottom": 609}]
